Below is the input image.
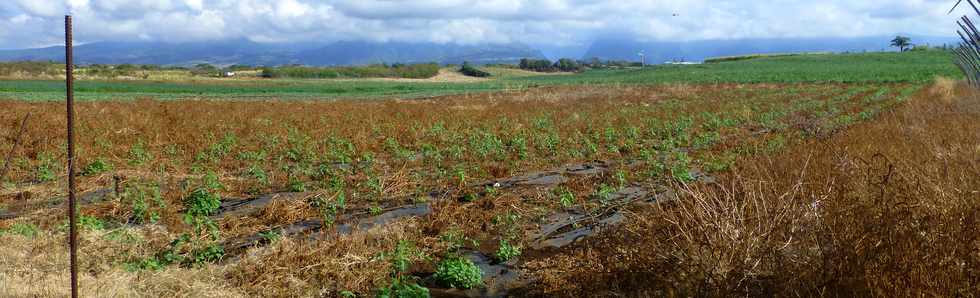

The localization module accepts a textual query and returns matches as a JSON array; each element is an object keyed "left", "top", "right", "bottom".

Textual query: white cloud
[{"left": 0, "top": 0, "right": 965, "bottom": 50}]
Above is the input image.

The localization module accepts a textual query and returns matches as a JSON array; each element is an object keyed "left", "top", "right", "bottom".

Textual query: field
[
  {"left": 0, "top": 51, "right": 959, "bottom": 101},
  {"left": 0, "top": 51, "right": 977, "bottom": 296}
]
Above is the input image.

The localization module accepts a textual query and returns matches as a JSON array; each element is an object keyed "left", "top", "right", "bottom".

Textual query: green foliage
[
  {"left": 81, "top": 158, "right": 112, "bottom": 176},
  {"left": 495, "top": 239, "right": 521, "bottom": 263},
  {"left": 128, "top": 140, "right": 153, "bottom": 166},
  {"left": 440, "top": 228, "right": 477, "bottom": 253},
  {"left": 891, "top": 36, "right": 912, "bottom": 52},
  {"left": 34, "top": 153, "right": 57, "bottom": 183},
  {"left": 376, "top": 241, "right": 430, "bottom": 298},
  {"left": 592, "top": 184, "right": 616, "bottom": 203},
  {"left": 519, "top": 58, "right": 556, "bottom": 72},
  {"left": 259, "top": 229, "right": 281, "bottom": 243},
  {"left": 434, "top": 257, "right": 483, "bottom": 289},
  {"left": 376, "top": 279, "right": 430, "bottom": 298},
  {"left": 309, "top": 191, "right": 345, "bottom": 225},
  {"left": 459, "top": 62, "right": 491, "bottom": 78},
  {"left": 0, "top": 61, "right": 62, "bottom": 77},
  {"left": 78, "top": 215, "right": 106, "bottom": 231},
  {"left": 262, "top": 63, "right": 439, "bottom": 79},
  {"left": 124, "top": 182, "right": 165, "bottom": 224},
  {"left": 0, "top": 222, "right": 40, "bottom": 237},
  {"left": 554, "top": 187, "right": 576, "bottom": 208},
  {"left": 184, "top": 172, "right": 223, "bottom": 219}
]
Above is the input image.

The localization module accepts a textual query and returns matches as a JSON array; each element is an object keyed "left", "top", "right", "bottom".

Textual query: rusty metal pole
[{"left": 65, "top": 15, "right": 79, "bottom": 298}]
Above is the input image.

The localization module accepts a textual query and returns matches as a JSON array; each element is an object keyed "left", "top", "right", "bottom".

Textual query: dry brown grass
[
  {"left": 0, "top": 81, "right": 943, "bottom": 296},
  {"left": 526, "top": 82, "right": 980, "bottom": 296},
  {"left": 0, "top": 229, "right": 243, "bottom": 297}
]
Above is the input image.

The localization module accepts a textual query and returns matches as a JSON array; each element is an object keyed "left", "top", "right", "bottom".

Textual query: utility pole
[{"left": 65, "top": 14, "right": 79, "bottom": 298}]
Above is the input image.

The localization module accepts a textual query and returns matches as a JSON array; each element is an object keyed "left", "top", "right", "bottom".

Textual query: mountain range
[
  {"left": 0, "top": 35, "right": 959, "bottom": 67},
  {"left": 0, "top": 39, "right": 546, "bottom": 66}
]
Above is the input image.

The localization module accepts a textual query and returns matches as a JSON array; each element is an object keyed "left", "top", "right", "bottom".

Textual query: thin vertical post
[{"left": 65, "top": 15, "right": 78, "bottom": 298}]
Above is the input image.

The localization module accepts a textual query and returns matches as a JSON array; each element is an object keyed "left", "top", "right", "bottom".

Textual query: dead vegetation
[
  {"left": 525, "top": 81, "right": 980, "bottom": 296},
  {"left": 0, "top": 80, "right": 973, "bottom": 297}
]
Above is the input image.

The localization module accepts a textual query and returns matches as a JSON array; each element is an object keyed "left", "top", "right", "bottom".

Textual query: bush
[
  {"left": 434, "top": 256, "right": 483, "bottom": 289},
  {"left": 518, "top": 58, "right": 582, "bottom": 72},
  {"left": 519, "top": 58, "right": 555, "bottom": 72},
  {"left": 0, "top": 61, "right": 62, "bottom": 77},
  {"left": 459, "top": 62, "right": 491, "bottom": 78}
]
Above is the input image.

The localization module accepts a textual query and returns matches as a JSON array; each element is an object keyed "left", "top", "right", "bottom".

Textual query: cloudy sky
[{"left": 0, "top": 0, "right": 963, "bottom": 53}]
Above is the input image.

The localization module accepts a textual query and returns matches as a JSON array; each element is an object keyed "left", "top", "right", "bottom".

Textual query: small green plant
[
  {"left": 434, "top": 256, "right": 483, "bottom": 289},
  {"left": 184, "top": 172, "right": 223, "bottom": 220},
  {"left": 259, "top": 229, "right": 281, "bottom": 243},
  {"left": 495, "top": 239, "right": 521, "bottom": 263},
  {"left": 669, "top": 151, "right": 695, "bottom": 183},
  {"left": 440, "top": 228, "right": 478, "bottom": 253},
  {"left": 309, "top": 191, "right": 346, "bottom": 225},
  {"left": 592, "top": 184, "right": 616, "bottom": 203},
  {"left": 190, "top": 243, "right": 225, "bottom": 265},
  {"left": 554, "top": 187, "right": 575, "bottom": 208},
  {"left": 81, "top": 158, "right": 112, "bottom": 176},
  {"left": 376, "top": 241, "right": 429, "bottom": 298},
  {"left": 123, "top": 182, "right": 165, "bottom": 224},
  {"left": 128, "top": 140, "right": 153, "bottom": 165},
  {"left": 288, "top": 177, "right": 307, "bottom": 192},
  {"left": 247, "top": 165, "right": 269, "bottom": 186},
  {"left": 370, "top": 205, "right": 384, "bottom": 216},
  {"left": 79, "top": 215, "right": 106, "bottom": 231},
  {"left": 34, "top": 153, "right": 57, "bottom": 183}
]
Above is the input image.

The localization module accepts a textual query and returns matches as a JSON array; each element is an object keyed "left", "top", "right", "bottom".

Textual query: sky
[{"left": 0, "top": 0, "right": 964, "bottom": 54}]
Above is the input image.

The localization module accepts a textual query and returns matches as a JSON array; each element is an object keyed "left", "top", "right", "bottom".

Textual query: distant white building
[{"left": 222, "top": 71, "right": 236, "bottom": 77}]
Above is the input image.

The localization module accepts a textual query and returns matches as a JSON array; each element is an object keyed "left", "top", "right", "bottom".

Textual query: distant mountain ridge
[
  {"left": 582, "top": 35, "right": 960, "bottom": 63},
  {"left": 0, "top": 39, "right": 547, "bottom": 66},
  {"left": 0, "top": 35, "right": 960, "bottom": 67}
]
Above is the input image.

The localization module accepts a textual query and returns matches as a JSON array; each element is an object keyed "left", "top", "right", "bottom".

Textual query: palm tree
[{"left": 891, "top": 36, "right": 912, "bottom": 52}]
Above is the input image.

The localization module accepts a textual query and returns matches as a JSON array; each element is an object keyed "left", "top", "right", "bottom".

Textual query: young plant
[
  {"left": 376, "top": 241, "right": 429, "bottom": 298},
  {"left": 128, "top": 140, "right": 153, "bottom": 166},
  {"left": 81, "top": 158, "right": 112, "bottom": 176},
  {"left": 434, "top": 257, "right": 483, "bottom": 289},
  {"left": 34, "top": 153, "right": 57, "bottom": 183},
  {"left": 554, "top": 187, "right": 575, "bottom": 208},
  {"left": 495, "top": 239, "right": 522, "bottom": 263}
]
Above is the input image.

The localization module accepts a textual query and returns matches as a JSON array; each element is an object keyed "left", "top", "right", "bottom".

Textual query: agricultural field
[
  {"left": 0, "top": 51, "right": 959, "bottom": 101},
  {"left": 0, "top": 51, "right": 977, "bottom": 297}
]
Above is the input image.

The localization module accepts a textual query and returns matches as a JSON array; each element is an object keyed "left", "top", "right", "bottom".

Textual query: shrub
[
  {"left": 434, "top": 257, "right": 483, "bottom": 289},
  {"left": 519, "top": 58, "right": 555, "bottom": 72},
  {"left": 459, "top": 62, "right": 491, "bottom": 78}
]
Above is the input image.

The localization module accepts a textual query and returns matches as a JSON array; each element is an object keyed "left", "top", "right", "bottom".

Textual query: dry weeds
[{"left": 526, "top": 81, "right": 980, "bottom": 296}]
